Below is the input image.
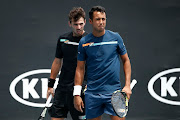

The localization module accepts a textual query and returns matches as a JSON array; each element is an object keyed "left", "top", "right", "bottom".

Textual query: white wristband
[{"left": 73, "top": 85, "right": 82, "bottom": 96}]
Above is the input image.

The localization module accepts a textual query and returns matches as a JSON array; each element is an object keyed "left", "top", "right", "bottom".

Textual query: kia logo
[
  {"left": 148, "top": 68, "right": 180, "bottom": 105},
  {"left": 9, "top": 69, "right": 59, "bottom": 107}
]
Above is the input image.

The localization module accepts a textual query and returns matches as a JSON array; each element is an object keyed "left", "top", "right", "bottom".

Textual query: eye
[{"left": 102, "top": 18, "right": 106, "bottom": 21}]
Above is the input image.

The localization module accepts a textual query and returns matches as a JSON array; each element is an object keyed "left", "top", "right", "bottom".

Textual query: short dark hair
[
  {"left": 68, "top": 7, "right": 86, "bottom": 23},
  {"left": 89, "top": 6, "right": 106, "bottom": 20}
]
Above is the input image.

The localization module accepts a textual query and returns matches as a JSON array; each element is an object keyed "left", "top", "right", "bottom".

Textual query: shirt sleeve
[
  {"left": 77, "top": 38, "right": 86, "bottom": 61},
  {"left": 55, "top": 37, "right": 63, "bottom": 58},
  {"left": 116, "top": 33, "right": 127, "bottom": 55}
]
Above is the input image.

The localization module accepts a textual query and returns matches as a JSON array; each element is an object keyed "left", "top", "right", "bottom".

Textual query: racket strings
[{"left": 111, "top": 91, "right": 128, "bottom": 118}]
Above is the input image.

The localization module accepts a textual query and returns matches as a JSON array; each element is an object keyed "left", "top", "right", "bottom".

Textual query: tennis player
[
  {"left": 47, "top": 7, "right": 87, "bottom": 120},
  {"left": 73, "top": 6, "right": 131, "bottom": 120}
]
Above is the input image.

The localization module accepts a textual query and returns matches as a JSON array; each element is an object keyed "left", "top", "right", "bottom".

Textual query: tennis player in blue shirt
[{"left": 73, "top": 6, "right": 132, "bottom": 120}]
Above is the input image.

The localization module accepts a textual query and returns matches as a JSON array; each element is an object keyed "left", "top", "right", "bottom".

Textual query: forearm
[
  {"left": 47, "top": 58, "right": 62, "bottom": 97},
  {"left": 123, "top": 59, "right": 131, "bottom": 86},
  {"left": 50, "top": 58, "right": 63, "bottom": 79},
  {"left": 74, "top": 61, "right": 85, "bottom": 86},
  {"left": 120, "top": 53, "right": 131, "bottom": 86},
  {"left": 74, "top": 67, "right": 84, "bottom": 86}
]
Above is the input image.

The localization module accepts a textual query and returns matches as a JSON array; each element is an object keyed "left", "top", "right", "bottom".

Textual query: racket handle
[
  {"left": 130, "top": 79, "right": 137, "bottom": 90},
  {"left": 45, "top": 94, "right": 52, "bottom": 107}
]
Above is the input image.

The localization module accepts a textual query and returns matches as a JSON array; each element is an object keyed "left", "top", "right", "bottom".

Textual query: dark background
[{"left": 1, "top": 0, "right": 180, "bottom": 120}]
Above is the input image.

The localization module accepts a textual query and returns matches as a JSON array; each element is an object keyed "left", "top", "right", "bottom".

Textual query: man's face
[
  {"left": 69, "top": 17, "right": 86, "bottom": 37},
  {"left": 89, "top": 11, "right": 106, "bottom": 32}
]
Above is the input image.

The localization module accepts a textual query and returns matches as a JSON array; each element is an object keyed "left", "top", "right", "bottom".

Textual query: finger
[
  {"left": 81, "top": 101, "right": 84, "bottom": 108},
  {"left": 52, "top": 93, "right": 54, "bottom": 97},
  {"left": 127, "top": 94, "right": 131, "bottom": 100},
  {"left": 46, "top": 91, "right": 50, "bottom": 99},
  {"left": 75, "top": 104, "right": 80, "bottom": 112},
  {"left": 121, "top": 89, "right": 126, "bottom": 93},
  {"left": 78, "top": 104, "right": 83, "bottom": 113},
  {"left": 74, "top": 102, "right": 80, "bottom": 111}
]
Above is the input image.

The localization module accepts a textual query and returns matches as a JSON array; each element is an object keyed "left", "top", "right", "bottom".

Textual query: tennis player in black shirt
[{"left": 47, "top": 7, "right": 87, "bottom": 120}]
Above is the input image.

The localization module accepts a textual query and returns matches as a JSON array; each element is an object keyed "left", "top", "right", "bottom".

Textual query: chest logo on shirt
[
  {"left": 60, "top": 39, "right": 79, "bottom": 46},
  {"left": 82, "top": 42, "right": 94, "bottom": 47},
  {"left": 82, "top": 41, "right": 118, "bottom": 47}
]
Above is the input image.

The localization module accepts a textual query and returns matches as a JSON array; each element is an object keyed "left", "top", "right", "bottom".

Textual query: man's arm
[
  {"left": 50, "top": 58, "right": 63, "bottom": 79},
  {"left": 74, "top": 60, "right": 85, "bottom": 85},
  {"left": 74, "top": 60, "right": 85, "bottom": 112},
  {"left": 47, "top": 57, "right": 63, "bottom": 99},
  {"left": 120, "top": 53, "right": 132, "bottom": 99}
]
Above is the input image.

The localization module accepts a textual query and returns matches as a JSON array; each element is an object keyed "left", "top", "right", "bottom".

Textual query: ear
[
  {"left": 68, "top": 21, "right": 71, "bottom": 27},
  {"left": 89, "top": 18, "right": 92, "bottom": 24}
]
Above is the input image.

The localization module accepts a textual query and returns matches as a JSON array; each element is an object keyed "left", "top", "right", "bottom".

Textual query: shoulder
[
  {"left": 58, "top": 32, "right": 72, "bottom": 39},
  {"left": 56, "top": 32, "right": 72, "bottom": 44},
  {"left": 106, "top": 30, "right": 122, "bottom": 40},
  {"left": 106, "top": 30, "right": 121, "bottom": 37}
]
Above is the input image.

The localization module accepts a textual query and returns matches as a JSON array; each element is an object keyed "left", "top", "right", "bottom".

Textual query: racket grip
[{"left": 45, "top": 94, "right": 52, "bottom": 107}]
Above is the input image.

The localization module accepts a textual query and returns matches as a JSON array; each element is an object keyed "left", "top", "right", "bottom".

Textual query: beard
[{"left": 73, "top": 29, "right": 84, "bottom": 36}]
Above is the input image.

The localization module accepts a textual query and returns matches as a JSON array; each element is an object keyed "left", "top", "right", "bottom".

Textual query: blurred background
[{"left": 1, "top": 0, "right": 180, "bottom": 120}]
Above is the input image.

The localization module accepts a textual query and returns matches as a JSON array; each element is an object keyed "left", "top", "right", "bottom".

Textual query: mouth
[
  {"left": 98, "top": 26, "right": 104, "bottom": 29},
  {"left": 75, "top": 30, "right": 83, "bottom": 36},
  {"left": 76, "top": 30, "right": 82, "bottom": 33}
]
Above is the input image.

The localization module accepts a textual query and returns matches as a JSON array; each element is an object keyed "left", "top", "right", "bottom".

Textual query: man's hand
[
  {"left": 122, "top": 85, "right": 132, "bottom": 100},
  {"left": 47, "top": 87, "right": 54, "bottom": 99},
  {"left": 74, "top": 95, "right": 84, "bottom": 113}
]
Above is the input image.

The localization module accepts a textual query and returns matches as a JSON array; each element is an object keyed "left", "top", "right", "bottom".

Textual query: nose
[
  {"left": 99, "top": 19, "right": 103, "bottom": 25},
  {"left": 77, "top": 24, "right": 81, "bottom": 29}
]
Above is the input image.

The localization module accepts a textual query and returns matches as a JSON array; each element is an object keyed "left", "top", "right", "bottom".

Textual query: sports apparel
[
  {"left": 73, "top": 85, "right": 82, "bottom": 96},
  {"left": 55, "top": 32, "right": 88, "bottom": 91},
  {"left": 49, "top": 32, "right": 87, "bottom": 119},
  {"left": 85, "top": 92, "right": 116, "bottom": 119},
  {"left": 78, "top": 30, "right": 127, "bottom": 94},
  {"left": 48, "top": 90, "right": 85, "bottom": 119},
  {"left": 48, "top": 78, "right": 55, "bottom": 88}
]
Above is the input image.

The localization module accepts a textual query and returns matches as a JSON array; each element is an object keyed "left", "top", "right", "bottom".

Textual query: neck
[{"left": 92, "top": 29, "right": 105, "bottom": 37}]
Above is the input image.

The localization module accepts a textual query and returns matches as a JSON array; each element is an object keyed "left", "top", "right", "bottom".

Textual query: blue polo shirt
[{"left": 78, "top": 30, "right": 127, "bottom": 94}]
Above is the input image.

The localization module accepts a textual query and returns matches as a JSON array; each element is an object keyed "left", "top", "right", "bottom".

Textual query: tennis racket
[
  {"left": 38, "top": 79, "right": 59, "bottom": 120},
  {"left": 111, "top": 79, "right": 137, "bottom": 118}
]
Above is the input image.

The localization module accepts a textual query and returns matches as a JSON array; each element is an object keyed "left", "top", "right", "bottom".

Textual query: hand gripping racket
[
  {"left": 38, "top": 79, "right": 59, "bottom": 120},
  {"left": 111, "top": 79, "right": 137, "bottom": 118}
]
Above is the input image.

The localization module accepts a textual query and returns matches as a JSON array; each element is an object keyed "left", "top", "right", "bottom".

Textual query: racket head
[{"left": 111, "top": 90, "right": 128, "bottom": 118}]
